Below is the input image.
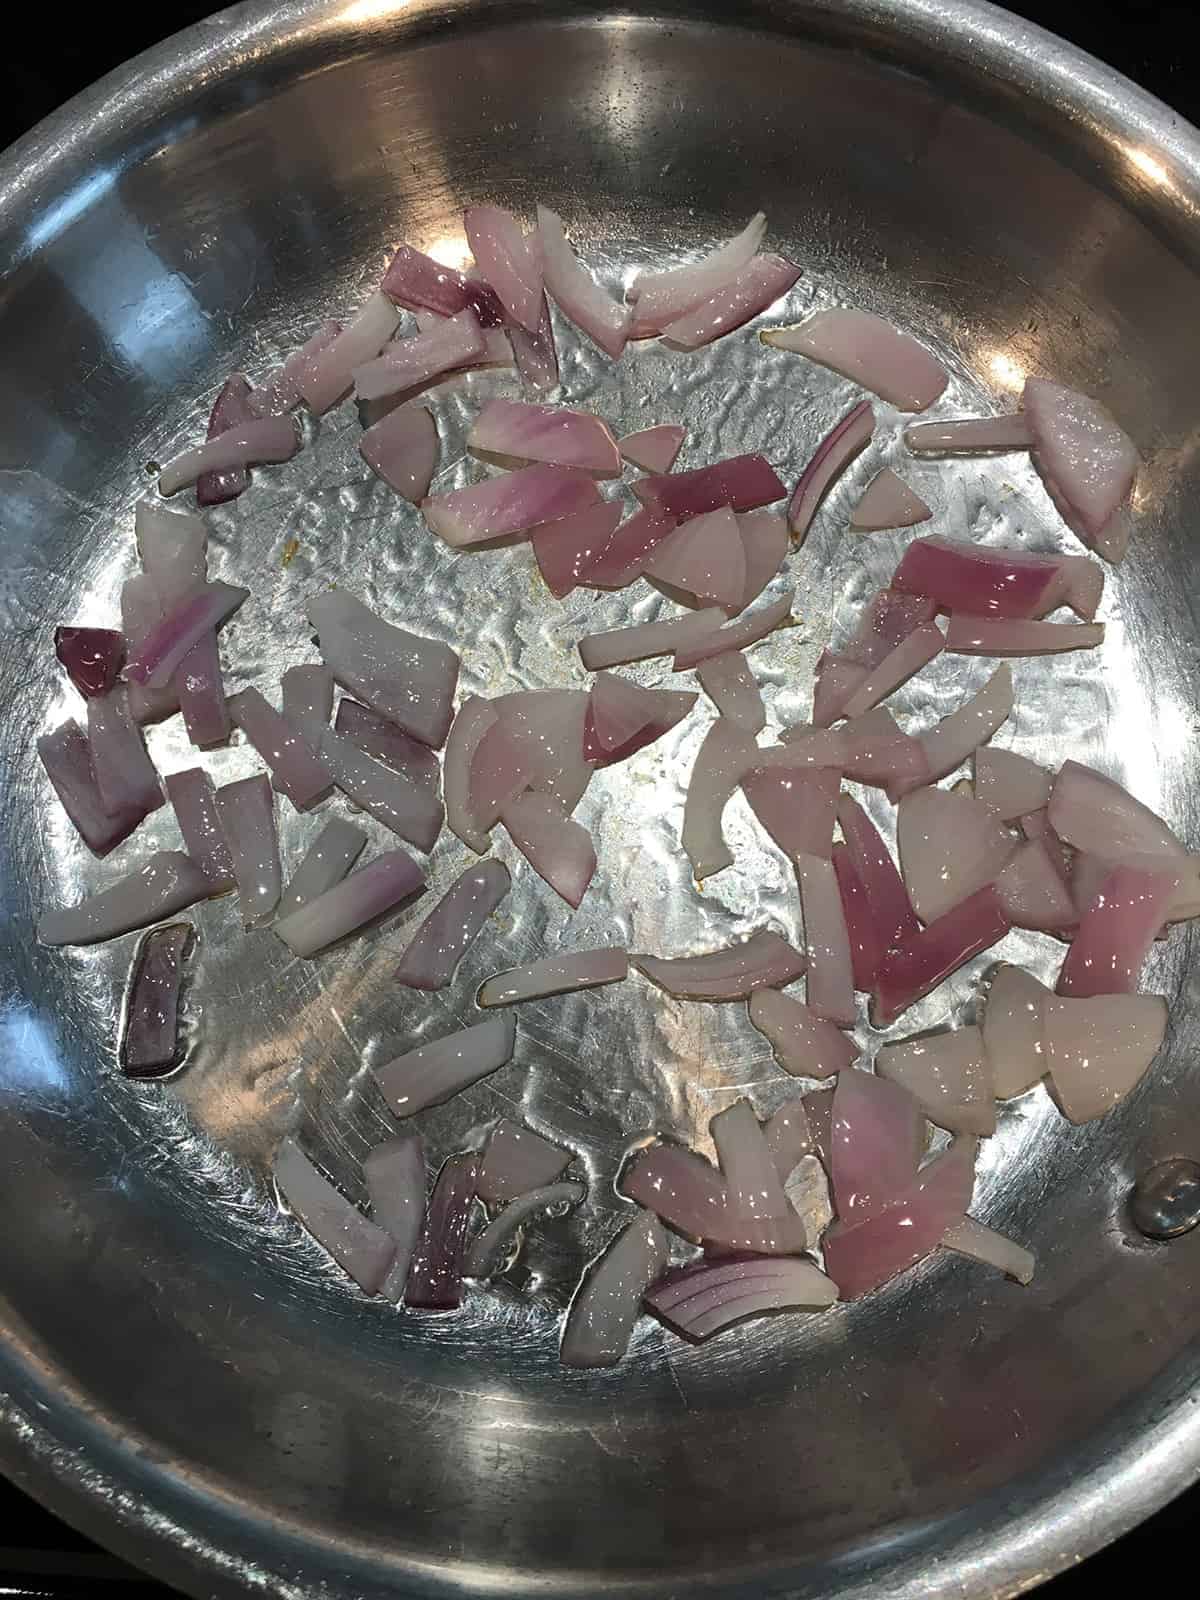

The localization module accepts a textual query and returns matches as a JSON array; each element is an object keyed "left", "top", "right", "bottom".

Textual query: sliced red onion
[
  {"left": 213, "top": 775, "right": 282, "bottom": 929},
  {"left": 38, "top": 851, "right": 211, "bottom": 947},
  {"left": 464, "top": 706, "right": 531, "bottom": 832},
  {"left": 587, "top": 671, "right": 665, "bottom": 752},
  {"left": 412, "top": 307, "right": 511, "bottom": 368},
  {"left": 375, "top": 1013, "right": 516, "bottom": 1117},
  {"left": 161, "top": 769, "right": 234, "bottom": 894},
  {"left": 443, "top": 697, "right": 499, "bottom": 854},
  {"left": 911, "top": 664, "right": 1013, "bottom": 793},
  {"left": 803, "top": 1088, "right": 834, "bottom": 1173},
  {"left": 763, "top": 310, "right": 948, "bottom": 411},
  {"left": 839, "top": 590, "right": 940, "bottom": 681},
  {"left": 646, "top": 1253, "right": 836, "bottom": 1342},
  {"left": 352, "top": 309, "right": 484, "bottom": 402},
  {"left": 492, "top": 688, "right": 591, "bottom": 814},
  {"left": 133, "top": 496, "right": 206, "bottom": 591},
  {"left": 273, "top": 847, "right": 422, "bottom": 956},
  {"left": 1073, "top": 851, "right": 1200, "bottom": 928},
  {"left": 736, "top": 509, "right": 788, "bottom": 608},
  {"left": 535, "top": 204, "right": 628, "bottom": 358},
  {"left": 478, "top": 1120, "right": 572, "bottom": 1207},
  {"left": 319, "top": 728, "right": 443, "bottom": 851},
  {"left": 636, "top": 453, "right": 787, "bottom": 520},
  {"left": 876, "top": 1025, "right": 996, "bottom": 1137},
  {"left": 628, "top": 213, "right": 766, "bottom": 329},
  {"left": 897, "top": 786, "right": 1018, "bottom": 924},
  {"left": 842, "top": 713, "right": 930, "bottom": 793},
  {"left": 980, "top": 964, "right": 1051, "bottom": 1098},
  {"left": 274, "top": 1138, "right": 396, "bottom": 1294},
  {"left": 1035, "top": 553, "right": 1106, "bottom": 621},
  {"left": 748, "top": 988, "right": 858, "bottom": 1079},
  {"left": 942, "top": 1215, "right": 1034, "bottom": 1284},
  {"left": 763, "top": 726, "right": 850, "bottom": 768},
  {"left": 995, "top": 838, "right": 1078, "bottom": 931},
  {"left": 297, "top": 290, "right": 400, "bottom": 413},
  {"left": 619, "top": 424, "right": 685, "bottom": 474},
  {"left": 850, "top": 469, "right": 932, "bottom": 532},
  {"left": 119, "top": 922, "right": 194, "bottom": 1077},
  {"left": 580, "top": 607, "right": 723, "bottom": 673},
  {"left": 226, "top": 688, "right": 331, "bottom": 812},
  {"left": 576, "top": 505, "right": 677, "bottom": 589},
  {"left": 644, "top": 506, "right": 747, "bottom": 613},
  {"left": 837, "top": 622, "right": 944, "bottom": 721},
  {"left": 468, "top": 398, "right": 620, "bottom": 478},
  {"left": 560, "top": 1212, "right": 667, "bottom": 1368},
  {"left": 660, "top": 253, "right": 801, "bottom": 350},
  {"left": 531, "top": 501, "right": 622, "bottom": 598},
  {"left": 946, "top": 615, "right": 1105, "bottom": 656},
  {"left": 422, "top": 462, "right": 600, "bottom": 550},
  {"left": 620, "top": 1142, "right": 808, "bottom": 1252},
  {"left": 404, "top": 1152, "right": 480, "bottom": 1310},
  {"left": 507, "top": 292, "right": 560, "bottom": 388},
  {"left": 672, "top": 590, "right": 795, "bottom": 671},
  {"left": 393, "top": 859, "right": 510, "bottom": 990},
  {"left": 195, "top": 373, "right": 255, "bottom": 506},
  {"left": 362, "top": 1132, "right": 426, "bottom": 1302},
  {"left": 973, "top": 748, "right": 1051, "bottom": 819},
  {"left": 681, "top": 716, "right": 759, "bottom": 880},
  {"left": 905, "top": 415, "right": 1033, "bottom": 453},
  {"left": 120, "top": 576, "right": 177, "bottom": 725},
  {"left": 711, "top": 1098, "right": 790, "bottom": 1218},
  {"left": 465, "top": 1180, "right": 585, "bottom": 1278},
  {"left": 278, "top": 818, "right": 367, "bottom": 919},
  {"left": 831, "top": 843, "right": 885, "bottom": 990},
  {"left": 477, "top": 948, "right": 628, "bottom": 1007},
  {"left": 1056, "top": 863, "right": 1180, "bottom": 997},
  {"left": 55, "top": 626, "right": 124, "bottom": 699},
  {"left": 822, "top": 1136, "right": 977, "bottom": 1300},
  {"left": 249, "top": 320, "right": 341, "bottom": 417},
  {"left": 581, "top": 686, "right": 697, "bottom": 768},
  {"left": 891, "top": 536, "right": 1070, "bottom": 620},
  {"left": 633, "top": 929, "right": 806, "bottom": 1002},
  {"left": 86, "top": 686, "right": 164, "bottom": 822},
  {"left": 743, "top": 764, "right": 840, "bottom": 859},
  {"left": 837, "top": 794, "right": 919, "bottom": 952},
  {"left": 1023, "top": 378, "right": 1137, "bottom": 560},
  {"left": 795, "top": 852, "right": 856, "bottom": 1024},
  {"left": 873, "top": 884, "right": 1010, "bottom": 1025},
  {"left": 501, "top": 791, "right": 596, "bottom": 908},
  {"left": 465, "top": 206, "right": 543, "bottom": 335},
  {"left": 360, "top": 404, "right": 439, "bottom": 502},
  {"left": 1047, "top": 759, "right": 1187, "bottom": 864},
  {"left": 175, "top": 630, "right": 230, "bottom": 751},
  {"left": 125, "top": 581, "right": 248, "bottom": 690},
  {"left": 381, "top": 243, "right": 503, "bottom": 323},
  {"left": 333, "top": 699, "right": 439, "bottom": 790},
  {"left": 761, "top": 1100, "right": 814, "bottom": 1179},
  {"left": 697, "top": 652, "right": 764, "bottom": 734},
  {"left": 307, "top": 591, "right": 459, "bottom": 749},
  {"left": 1043, "top": 992, "right": 1167, "bottom": 1122},
  {"left": 157, "top": 418, "right": 298, "bottom": 497}
]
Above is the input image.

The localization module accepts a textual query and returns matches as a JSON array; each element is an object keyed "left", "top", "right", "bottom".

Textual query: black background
[{"left": 0, "top": 2, "right": 1194, "bottom": 1595}]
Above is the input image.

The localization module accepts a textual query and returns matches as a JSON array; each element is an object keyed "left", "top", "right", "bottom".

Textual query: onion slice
[
  {"left": 711, "top": 1099, "right": 790, "bottom": 1218},
  {"left": 175, "top": 631, "right": 230, "bottom": 751},
  {"left": 394, "top": 859, "right": 511, "bottom": 990},
  {"left": 892, "top": 536, "right": 1074, "bottom": 620},
  {"left": 465, "top": 1181, "right": 585, "bottom": 1278},
  {"left": 478, "top": 1121, "right": 573, "bottom": 1208},
  {"left": 86, "top": 686, "right": 164, "bottom": 822},
  {"left": 38, "top": 851, "right": 212, "bottom": 947},
  {"left": 492, "top": 688, "right": 592, "bottom": 814},
  {"left": 1043, "top": 992, "right": 1167, "bottom": 1122},
  {"left": 628, "top": 213, "right": 766, "bottom": 328},
  {"left": 995, "top": 839, "right": 1078, "bottom": 931},
  {"left": 469, "top": 398, "right": 620, "bottom": 477},
  {"left": 837, "top": 622, "right": 944, "bottom": 720},
  {"left": 422, "top": 463, "right": 600, "bottom": 550},
  {"left": 274, "top": 1138, "right": 396, "bottom": 1294},
  {"left": 478, "top": 948, "right": 628, "bottom": 1007},
  {"left": 1023, "top": 378, "right": 1137, "bottom": 561},
  {"left": 837, "top": 794, "right": 919, "bottom": 951},
  {"left": 319, "top": 729, "right": 444, "bottom": 851},
  {"left": 829, "top": 1069, "right": 925, "bottom": 1226},
  {"left": 876, "top": 1025, "right": 996, "bottom": 1136},
  {"left": 644, "top": 506, "right": 747, "bottom": 613},
  {"left": 214, "top": 775, "right": 282, "bottom": 928},
  {"left": 787, "top": 401, "right": 875, "bottom": 543},
  {"left": 763, "top": 310, "right": 948, "bottom": 411},
  {"left": 795, "top": 852, "right": 856, "bottom": 1025},
  {"left": 444, "top": 697, "right": 500, "bottom": 854},
  {"left": 942, "top": 1216, "right": 1034, "bottom": 1284},
  {"left": 55, "top": 626, "right": 124, "bottom": 698},
  {"left": 560, "top": 1212, "right": 668, "bottom": 1368},
  {"left": 974, "top": 749, "right": 1051, "bottom": 819},
  {"left": 579, "top": 607, "right": 724, "bottom": 672},
  {"left": 500, "top": 791, "right": 596, "bottom": 908},
  {"left": 619, "top": 425, "right": 685, "bottom": 473},
  {"left": 1047, "top": 759, "right": 1187, "bottom": 864},
  {"left": 164, "top": 768, "right": 236, "bottom": 892},
  {"left": 697, "top": 652, "right": 765, "bottom": 734},
  {"left": 1056, "top": 863, "right": 1180, "bottom": 997},
  {"left": 249, "top": 319, "right": 341, "bottom": 417},
  {"left": 744, "top": 763, "right": 841, "bottom": 860},
  {"left": 748, "top": 986, "right": 859, "bottom": 1079},
  {"left": 660, "top": 253, "right": 801, "bottom": 350},
  {"left": 157, "top": 418, "right": 299, "bottom": 496},
  {"left": 645, "top": 1254, "right": 836, "bottom": 1342},
  {"left": 832, "top": 843, "right": 885, "bottom": 991},
  {"left": 582, "top": 685, "right": 697, "bottom": 768},
  {"left": 280, "top": 664, "right": 333, "bottom": 742},
  {"left": 672, "top": 591, "right": 795, "bottom": 672},
  {"left": 577, "top": 506, "right": 678, "bottom": 589},
  {"left": 872, "top": 884, "right": 1010, "bottom": 1025},
  {"left": 633, "top": 929, "right": 806, "bottom": 1002},
  {"left": 120, "top": 576, "right": 178, "bottom": 725},
  {"left": 850, "top": 469, "right": 932, "bottom": 531},
  {"left": 536, "top": 205, "right": 629, "bottom": 358},
  {"left": 909, "top": 664, "right": 1013, "bottom": 793},
  {"left": 841, "top": 711, "right": 930, "bottom": 794},
  {"left": 196, "top": 372, "right": 256, "bottom": 507},
  {"left": 279, "top": 818, "right": 368, "bottom": 917},
  {"left": 381, "top": 244, "right": 504, "bottom": 324},
  {"left": 635, "top": 453, "right": 786, "bottom": 519},
  {"left": 461, "top": 206, "right": 543, "bottom": 334},
  {"left": 681, "top": 716, "right": 760, "bottom": 880},
  {"left": 905, "top": 415, "right": 1033, "bottom": 452},
  {"left": 620, "top": 1142, "right": 809, "bottom": 1252},
  {"left": 531, "top": 500, "right": 623, "bottom": 599},
  {"left": 897, "top": 786, "right": 1018, "bottom": 924},
  {"left": 273, "top": 847, "right": 423, "bottom": 956},
  {"left": 360, "top": 405, "right": 439, "bottom": 503},
  {"left": 334, "top": 700, "right": 440, "bottom": 789},
  {"left": 507, "top": 292, "right": 560, "bottom": 389},
  {"left": 120, "top": 922, "right": 194, "bottom": 1077},
  {"left": 404, "top": 1153, "right": 480, "bottom": 1311},
  {"left": 374, "top": 1013, "right": 517, "bottom": 1117},
  {"left": 980, "top": 964, "right": 1052, "bottom": 1098},
  {"left": 352, "top": 309, "right": 484, "bottom": 401},
  {"left": 228, "top": 688, "right": 332, "bottom": 812},
  {"left": 298, "top": 291, "right": 401, "bottom": 413},
  {"left": 737, "top": 509, "right": 789, "bottom": 607},
  {"left": 762, "top": 1102, "right": 814, "bottom": 1180},
  {"left": 364, "top": 1133, "right": 427, "bottom": 1303},
  {"left": 945, "top": 615, "right": 1105, "bottom": 655},
  {"left": 125, "top": 581, "right": 248, "bottom": 691}
]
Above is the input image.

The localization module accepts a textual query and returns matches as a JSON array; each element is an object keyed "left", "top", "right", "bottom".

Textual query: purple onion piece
[
  {"left": 298, "top": 291, "right": 400, "bottom": 414},
  {"left": 464, "top": 1181, "right": 585, "bottom": 1278},
  {"left": 274, "top": 1138, "right": 396, "bottom": 1294},
  {"left": 560, "top": 1212, "right": 668, "bottom": 1368},
  {"left": 352, "top": 310, "right": 484, "bottom": 403},
  {"left": 787, "top": 401, "right": 875, "bottom": 543},
  {"left": 318, "top": 729, "right": 444, "bottom": 851},
  {"left": 405, "top": 1153, "right": 480, "bottom": 1310},
  {"left": 644, "top": 1254, "right": 837, "bottom": 1343},
  {"left": 133, "top": 499, "right": 207, "bottom": 600},
  {"left": 54, "top": 626, "right": 125, "bottom": 698},
  {"left": 374, "top": 1013, "right": 516, "bottom": 1118},
  {"left": 37, "top": 852, "right": 211, "bottom": 947},
  {"left": 120, "top": 921, "right": 195, "bottom": 1077},
  {"left": 394, "top": 859, "right": 511, "bottom": 990},
  {"left": 279, "top": 818, "right": 368, "bottom": 917},
  {"left": 381, "top": 243, "right": 504, "bottom": 324},
  {"left": 363, "top": 1133, "right": 426, "bottom": 1302},
  {"left": 272, "top": 848, "right": 424, "bottom": 957},
  {"left": 120, "top": 576, "right": 179, "bottom": 725},
  {"left": 229, "top": 687, "right": 333, "bottom": 811},
  {"left": 196, "top": 372, "right": 256, "bottom": 506},
  {"left": 86, "top": 686, "right": 164, "bottom": 821},
  {"left": 38, "top": 721, "right": 148, "bottom": 857},
  {"left": 280, "top": 665, "right": 334, "bottom": 742},
  {"left": 176, "top": 630, "right": 231, "bottom": 750},
  {"left": 476, "top": 1120, "right": 574, "bottom": 1207},
  {"left": 334, "top": 699, "right": 441, "bottom": 790},
  {"left": 214, "top": 775, "right": 282, "bottom": 928},
  {"left": 477, "top": 948, "right": 628, "bottom": 1007},
  {"left": 125, "top": 580, "right": 249, "bottom": 691},
  {"left": 158, "top": 416, "right": 299, "bottom": 496},
  {"left": 507, "top": 292, "right": 560, "bottom": 389},
  {"left": 164, "top": 768, "right": 236, "bottom": 892}
]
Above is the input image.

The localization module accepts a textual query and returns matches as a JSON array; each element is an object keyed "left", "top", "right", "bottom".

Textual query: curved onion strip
[
  {"left": 837, "top": 794, "right": 919, "bottom": 950},
  {"left": 394, "top": 859, "right": 511, "bottom": 990},
  {"left": 228, "top": 687, "right": 332, "bottom": 812},
  {"left": 297, "top": 291, "right": 400, "bottom": 412},
  {"left": 360, "top": 404, "right": 439, "bottom": 502},
  {"left": 645, "top": 1254, "right": 836, "bottom": 1342},
  {"left": 980, "top": 964, "right": 1052, "bottom": 1099},
  {"left": 661, "top": 253, "right": 801, "bottom": 350},
  {"left": 673, "top": 591, "right": 795, "bottom": 672},
  {"left": 644, "top": 506, "right": 747, "bottom": 613},
  {"left": 464, "top": 205, "right": 543, "bottom": 334},
  {"left": 1043, "top": 993, "right": 1167, "bottom": 1123},
  {"left": 469, "top": 398, "right": 621, "bottom": 477},
  {"left": 697, "top": 652, "right": 765, "bottom": 733},
  {"left": 501, "top": 792, "right": 596, "bottom": 908},
  {"left": 560, "top": 1212, "right": 668, "bottom": 1368},
  {"left": 531, "top": 501, "right": 623, "bottom": 598},
  {"left": 120, "top": 922, "right": 194, "bottom": 1077},
  {"left": 34, "top": 851, "right": 206, "bottom": 939},
  {"left": 55, "top": 626, "right": 124, "bottom": 698},
  {"left": 404, "top": 1153, "right": 480, "bottom": 1311},
  {"left": 635, "top": 929, "right": 806, "bottom": 1003},
  {"left": 1056, "top": 863, "right": 1180, "bottom": 997},
  {"left": 444, "top": 697, "right": 499, "bottom": 853},
  {"left": 829, "top": 1070, "right": 925, "bottom": 1227},
  {"left": 905, "top": 664, "right": 1013, "bottom": 796},
  {"left": 905, "top": 415, "right": 1032, "bottom": 453},
  {"left": 795, "top": 852, "right": 856, "bottom": 1025},
  {"left": 272, "top": 848, "right": 423, "bottom": 956},
  {"left": 422, "top": 463, "right": 600, "bottom": 550},
  {"left": 465, "top": 1181, "right": 586, "bottom": 1278},
  {"left": 213, "top": 776, "right": 282, "bottom": 928},
  {"left": 839, "top": 622, "right": 944, "bottom": 720},
  {"left": 946, "top": 615, "right": 1105, "bottom": 655},
  {"left": 1023, "top": 378, "right": 1137, "bottom": 559},
  {"left": 832, "top": 843, "right": 886, "bottom": 992},
  {"left": 279, "top": 818, "right": 368, "bottom": 917},
  {"left": 374, "top": 1014, "right": 517, "bottom": 1118},
  {"left": 157, "top": 418, "right": 299, "bottom": 496},
  {"left": 942, "top": 1216, "right": 1034, "bottom": 1284},
  {"left": 850, "top": 468, "right": 931, "bottom": 531},
  {"left": 635, "top": 454, "right": 786, "bottom": 519},
  {"left": 274, "top": 1138, "right": 396, "bottom": 1295},
  {"left": 876, "top": 1025, "right": 996, "bottom": 1137},
  {"left": 974, "top": 748, "right": 1051, "bottom": 819},
  {"left": 164, "top": 768, "right": 236, "bottom": 891},
  {"left": 748, "top": 989, "right": 858, "bottom": 1079},
  {"left": 711, "top": 1099, "right": 791, "bottom": 1218},
  {"left": 1047, "top": 759, "right": 1187, "bottom": 863},
  {"left": 897, "top": 786, "right": 1018, "bottom": 924},
  {"left": 353, "top": 310, "right": 484, "bottom": 402},
  {"left": 477, "top": 1121, "right": 573, "bottom": 1208},
  {"left": 86, "top": 686, "right": 164, "bottom": 821},
  {"left": 872, "top": 884, "right": 1010, "bottom": 1026},
  {"left": 628, "top": 213, "right": 766, "bottom": 327},
  {"left": 364, "top": 1133, "right": 426, "bottom": 1303},
  {"left": 787, "top": 401, "right": 875, "bottom": 543},
  {"left": 891, "top": 536, "right": 1066, "bottom": 619},
  {"left": 197, "top": 372, "right": 255, "bottom": 506},
  {"left": 580, "top": 607, "right": 724, "bottom": 672},
  {"left": 681, "top": 717, "right": 760, "bottom": 880},
  {"left": 125, "top": 581, "right": 249, "bottom": 690},
  {"left": 619, "top": 424, "right": 685, "bottom": 473},
  {"left": 764, "top": 310, "right": 948, "bottom": 411},
  {"left": 537, "top": 205, "right": 629, "bottom": 358},
  {"left": 466, "top": 720, "right": 528, "bottom": 831},
  {"left": 477, "top": 948, "right": 628, "bottom": 1007}
]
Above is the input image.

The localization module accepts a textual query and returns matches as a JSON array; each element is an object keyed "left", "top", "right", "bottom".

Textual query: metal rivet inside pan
[{"left": 1131, "top": 1160, "right": 1200, "bottom": 1240}]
